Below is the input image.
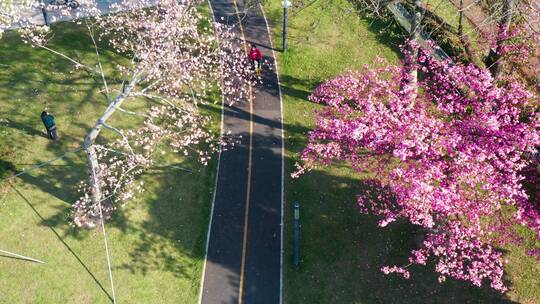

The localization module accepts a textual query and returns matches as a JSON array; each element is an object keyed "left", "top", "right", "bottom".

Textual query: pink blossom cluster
[
  {"left": 518, "top": 150, "right": 540, "bottom": 238},
  {"left": 381, "top": 266, "right": 410, "bottom": 279},
  {"left": 295, "top": 46, "right": 539, "bottom": 291},
  {"left": 414, "top": 221, "right": 506, "bottom": 291}
]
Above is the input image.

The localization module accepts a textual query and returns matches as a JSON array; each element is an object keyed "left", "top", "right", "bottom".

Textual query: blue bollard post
[
  {"left": 293, "top": 201, "right": 300, "bottom": 266},
  {"left": 282, "top": 0, "right": 291, "bottom": 52}
]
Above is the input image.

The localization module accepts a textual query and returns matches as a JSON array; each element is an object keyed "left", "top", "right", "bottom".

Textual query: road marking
[{"left": 231, "top": 1, "right": 254, "bottom": 303}]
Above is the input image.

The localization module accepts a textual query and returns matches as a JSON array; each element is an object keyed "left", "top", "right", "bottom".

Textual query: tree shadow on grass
[
  {"left": 0, "top": 159, "right": 17, "bottom": 181},
  {"left": 9, "top": 184, "right": 114, "bottom": 302},
  {"left": 277, "top": 74, "right": 319, "bottom": 99},
  {"left": 1, "top": 17, "right": 214, "bottom": 303},
  {"left": 16, "top": 151, "right": 84, "bottom": 205},
  {"left": 13, "top": 145, "right": 213, "bottom": 281},
  {"left": 114, "top": 159, "right": 214, "bottom": 279},
  {"left": 347, "top": 0, "right": 405, "bottom": 56},
  {"left": 12, "top": 144, "right": 134, "bottom": 241},
  {"left": 4, "top": 120, "right": 47, "bottom": 138},
  {"left": 285, "top": 163, "right": 519, "bottom": 303}
]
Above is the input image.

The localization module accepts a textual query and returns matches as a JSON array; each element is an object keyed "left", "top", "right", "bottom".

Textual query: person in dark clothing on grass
[{"left": 40, "top": 111, "right": 57, "bottom": 140}]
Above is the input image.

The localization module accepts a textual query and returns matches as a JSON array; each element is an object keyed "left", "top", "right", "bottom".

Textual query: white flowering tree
[
  {"left": 0, "top": 0, "right": 32, "bottom": 33},
  {"left": 2, "top": 0, "right": 250, "bottom": 226}
]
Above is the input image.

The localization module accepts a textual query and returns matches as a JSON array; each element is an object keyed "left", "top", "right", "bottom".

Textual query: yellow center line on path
[{"left": 231, "top": 1, "right": 254, "bottom": 304}]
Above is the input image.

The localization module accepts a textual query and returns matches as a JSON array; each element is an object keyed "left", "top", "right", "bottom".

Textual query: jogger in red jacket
[{"left": 249, "top": 44, "right": 263, "bottom": 75}]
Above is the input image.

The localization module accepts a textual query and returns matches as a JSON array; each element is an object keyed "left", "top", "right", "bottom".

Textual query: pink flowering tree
[
  {"left": 4, "top": 0, "right": 250, "bottom": 226},
  {"left": 293, "top": 48, "right": 540, "bottom": 291}
]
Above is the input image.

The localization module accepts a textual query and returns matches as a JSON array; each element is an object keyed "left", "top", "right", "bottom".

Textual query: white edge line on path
[
  {"left": 258, "top": 3, "right": 285, "bottom": 304},
  {"left": 198, "top": 1, "right": 225, "bottom": 303}
]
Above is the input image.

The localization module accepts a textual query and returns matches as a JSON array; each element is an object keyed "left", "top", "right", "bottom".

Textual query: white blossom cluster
[{"left": 72, "top": 103, "right": 225, "bottom": 225}]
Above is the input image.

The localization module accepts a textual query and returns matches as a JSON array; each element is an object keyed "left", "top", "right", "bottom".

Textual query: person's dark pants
[{"left": 46, "top": 126, "right": 57, "bottom": 140}]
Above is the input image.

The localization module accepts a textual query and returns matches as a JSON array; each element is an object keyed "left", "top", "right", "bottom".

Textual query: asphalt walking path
[{"left": 200, "top": 1, "right": 283, "bottom": 303}]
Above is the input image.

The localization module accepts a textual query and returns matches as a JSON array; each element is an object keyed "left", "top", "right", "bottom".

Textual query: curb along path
[{"left": 200, "top": 0, "right": 284, "bottom": 303}]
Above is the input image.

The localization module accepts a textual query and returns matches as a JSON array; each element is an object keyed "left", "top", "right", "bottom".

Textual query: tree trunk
[
  {"left": 409, "top": 5, "right": 420, "bottom": 90},
  {"left": 402, "top": 0, "right": 422, "bottom": 104},
  {"left": 84, "top": 140, "right": 102, "bottom": 207},
  {"left": 492, "top": 0, "right": 513, "bottom": 78},
  {"left": 82, "top": 77, "right": 138, "bottom": 208},
  {"left": 457, "top": 1, "right": 482, "bottom": 67},
  {"left": 458, "top": 0, "right": 463, "bottom": 37}
]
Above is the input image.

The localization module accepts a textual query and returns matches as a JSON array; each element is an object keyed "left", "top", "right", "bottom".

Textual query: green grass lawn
[
  {"left": 262, "top": 0, "right": 540, "bottom": 303},
  {"left": 0, "top": 22, "right": 221, "bottom": 303}
]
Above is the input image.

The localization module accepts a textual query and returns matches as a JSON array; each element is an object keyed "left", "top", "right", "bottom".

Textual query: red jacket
[{"left": 249, "top": 48, "right": 262, "bottom": 60}]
